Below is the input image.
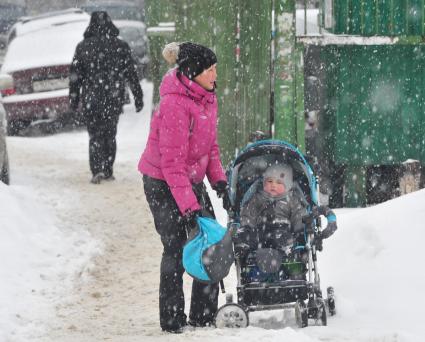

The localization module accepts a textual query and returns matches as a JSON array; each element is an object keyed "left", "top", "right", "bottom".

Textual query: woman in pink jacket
[{"left": 138, "top": 42, "right": 230, "bottom": 333}]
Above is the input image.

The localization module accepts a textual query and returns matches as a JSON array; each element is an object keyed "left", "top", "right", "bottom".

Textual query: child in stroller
[
  {"left": 214, "top": 140, "right": 337, "bottom": 329},
  {"left": 234, "top": 163, "right": 336, "bottom": 273},
  {"left": 234, "top": 163, "right": 308, "bottom": 263}
]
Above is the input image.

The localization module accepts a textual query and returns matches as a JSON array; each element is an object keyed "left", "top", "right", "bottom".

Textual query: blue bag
[{"left": 183, "top": 217, "right": 234, "bottom": 283}]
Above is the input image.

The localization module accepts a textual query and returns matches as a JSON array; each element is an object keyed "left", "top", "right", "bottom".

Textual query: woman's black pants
[{"left": 143, "top": 175, "right": 219, "bottom": 331}]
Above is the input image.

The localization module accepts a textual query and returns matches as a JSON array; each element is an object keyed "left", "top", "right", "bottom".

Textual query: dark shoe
[
  {"left": 104, "top": 174, "right": 115, "bottom": 181},
  {"left": 188, "top": 320, "right": 213, "bottom": 328},
  {"left": 162, "top": 327, "right": 184, "bottom": 334},
  {"left": 90, "top": 172, "right": 105, "bottom": 184}
]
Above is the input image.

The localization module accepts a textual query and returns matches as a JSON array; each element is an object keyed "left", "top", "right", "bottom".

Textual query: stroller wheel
[
  {"left": 225, "top": 293, "right": 234, "bottom": 304},
  {"left": 295, "top": 300, "right": 308, "bottom": 328},
  {"left": 214, "top": 304, "right": 249, "bottom": 328},
  {"left": 326, "top": 286, "right": 336, "bottom": 316}
]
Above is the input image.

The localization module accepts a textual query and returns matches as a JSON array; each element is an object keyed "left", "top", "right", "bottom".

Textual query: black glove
[
  {"left": 135, "top": 99, "right": 144, "bottom": 113},
  {"left": 213, "top": 181, "right": 233, "bottom": 212},
  {"left": 182, "top": 209, "right": 202, "bottom": 237},
  {"left": 234, "top": 243, "right": 250, "bottom": 260},
  {"left": 213, "top": 180, "right": 227, "bottom": 196}
]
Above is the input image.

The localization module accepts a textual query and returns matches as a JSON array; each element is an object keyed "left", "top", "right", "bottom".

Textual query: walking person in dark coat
[
  {"left": 69, "top": 11, "right": 144, "bottom": 184},
  {"left": 138, "top": 42, "right": 231, "bottom": 333}
]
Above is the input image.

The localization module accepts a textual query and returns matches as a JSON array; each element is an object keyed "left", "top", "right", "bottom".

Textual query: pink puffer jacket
[{"left": 138, "top": 68, "right": 226, "bottom": 214}]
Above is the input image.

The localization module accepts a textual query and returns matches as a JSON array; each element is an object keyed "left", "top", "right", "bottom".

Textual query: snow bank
[
  {"left": 319, "top": 189, "right": 425, "bottom": 341},
  {"left": 0, "top": 182, "right": 98, "bottom": 341},
  {"left": 208, "top": 188, "right": 425, "bottom": 342}
]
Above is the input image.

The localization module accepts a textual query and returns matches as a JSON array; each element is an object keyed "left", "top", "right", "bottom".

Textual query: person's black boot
[
  {"left": 90, "top": 172, "right": 105, "bottom": 184},
  {"left": 162, "top": 327, "right": 184, "bottom": 334}
]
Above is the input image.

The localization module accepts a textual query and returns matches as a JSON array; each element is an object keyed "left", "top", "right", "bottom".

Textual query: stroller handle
[
  {"left": 318, "top": 205, "right": 337, "bottom": 239},
  {"left": 302, "top": 205, "right": 337, "bottom": 240}
]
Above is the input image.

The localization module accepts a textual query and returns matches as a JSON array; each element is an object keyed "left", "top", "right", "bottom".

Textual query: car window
[
  {"left": 119, "top": 27, "right": 139, "bottom": 43},
  {"left": 0, "top": 6, "right": 26, "bottom": 20},
  {"left": 0, "top": 5, "right": 26, "bottom": 34},
  {"left": 7, "top": 27, "right": 16, "bottom": 44}
]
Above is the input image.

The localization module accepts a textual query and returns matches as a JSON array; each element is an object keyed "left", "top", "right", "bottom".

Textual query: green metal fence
[
  {"left": 145, "top": 0, "right": 303, "bottom": 166},
  {"left": 309, "top": 1, "right": 425, "bottom": 207},
  {"left": 331, "top": 0, "right": 425, "bottom": 36},
  {"left": 145, "top": 0, "right": 177, "bottom": 106},
  {"left": 274, "top": 0, "right": 305, "bottom": 146}
]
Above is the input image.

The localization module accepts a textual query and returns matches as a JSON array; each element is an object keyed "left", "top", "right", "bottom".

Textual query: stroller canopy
[{"left": 228, "top": 140, "right": 318, "bottom": 215}]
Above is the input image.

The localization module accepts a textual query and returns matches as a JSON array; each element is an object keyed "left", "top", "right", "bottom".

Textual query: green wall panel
[
  {"left": 274, "top": 1, "right": 305, "bottom": 150},
  {"left": 145, "top": 0, "right": 177, "bottom": 106},
  {"left": 322, "top": 45, "right": 425, "bottom": 166},
  {"left": 239, "top": 1, "right": 272, "bottom": 143},
  {"left": 174, "top": 0, "right": 277, "bottom": 164},
  {"left": 146, "top": 0, "right": 302, "bottom": 165}
]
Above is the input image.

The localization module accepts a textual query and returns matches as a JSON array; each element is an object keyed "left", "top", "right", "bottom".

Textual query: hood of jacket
[
  {"left": 159, "top": 68, "right": 216, "bottom": 105},
  {"left": 84, "top": 11, "right": 119, "bottom": 39}
]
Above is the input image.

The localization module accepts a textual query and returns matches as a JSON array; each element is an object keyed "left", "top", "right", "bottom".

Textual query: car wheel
[{"left": 0, "top": 152, "right": 10, "bottom": 185}]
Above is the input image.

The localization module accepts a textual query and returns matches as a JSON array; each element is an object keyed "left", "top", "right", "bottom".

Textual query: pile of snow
[
  {"left": 210, "top": 189, "right": 425, "bottom": 342},
  {"left": 319, "top": 189, "right": 425, "bottom": 341},
  {"left": 0, "top": 182, "right": 98, "bottom": 340},
  {"left": 1, "top": 166, "right": 424, "bottom": 341}
]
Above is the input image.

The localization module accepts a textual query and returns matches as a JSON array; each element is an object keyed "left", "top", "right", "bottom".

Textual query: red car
[{"left": 0, "top": 9, "right": 90, "bottom": 135}]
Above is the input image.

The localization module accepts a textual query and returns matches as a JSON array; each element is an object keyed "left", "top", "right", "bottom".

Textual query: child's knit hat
[{"left": 263, "top": 164, "right": 286, "bottom": 183}]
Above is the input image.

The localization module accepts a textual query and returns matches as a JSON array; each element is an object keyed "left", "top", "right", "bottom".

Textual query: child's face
[{"left": 264, "top": 177, "right": 286, "bottom": 197}]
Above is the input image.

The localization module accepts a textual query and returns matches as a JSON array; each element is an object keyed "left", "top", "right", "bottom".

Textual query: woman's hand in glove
[
  {"left": 213, "top": 181, "right": 233, "bottom": 212},
  {"left": 182, "top": 209, "right": 202, "bottom": 237}
]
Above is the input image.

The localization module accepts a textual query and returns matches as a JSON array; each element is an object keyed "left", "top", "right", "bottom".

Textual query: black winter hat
[{"left": 162, "top": 42, "right": 217, "bottom": 79}]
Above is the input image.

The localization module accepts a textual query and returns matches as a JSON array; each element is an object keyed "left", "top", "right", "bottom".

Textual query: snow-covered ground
[{"left": 1, "top": 81, "right": 424, "bottom": 342}]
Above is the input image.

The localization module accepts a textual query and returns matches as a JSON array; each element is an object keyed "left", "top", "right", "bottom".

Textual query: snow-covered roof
[
  {"left": 1, "top": 20, "right": 88, "bottom": 73},
  {"left": 114, "top": 19, "right": 146, "bottom": 30},
  {"left": 295, "top": 8, "right": 400, "bottom": 45},
  {"left": 297, "top": 35, "right": 399, "bottom": 45}
]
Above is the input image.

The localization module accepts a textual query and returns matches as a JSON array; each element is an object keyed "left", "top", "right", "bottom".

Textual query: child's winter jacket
[{"left": 235, "top": 188, "right": 308, "bottom": 251}]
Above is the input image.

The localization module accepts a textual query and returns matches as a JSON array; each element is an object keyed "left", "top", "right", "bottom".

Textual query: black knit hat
[{"left": 162, "top": 42, "right": 217, "bottom": 79}]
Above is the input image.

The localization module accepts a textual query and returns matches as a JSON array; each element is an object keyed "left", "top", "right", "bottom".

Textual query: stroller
[{"left": 214, "top": 139, "right": 337, "bottom": 328}]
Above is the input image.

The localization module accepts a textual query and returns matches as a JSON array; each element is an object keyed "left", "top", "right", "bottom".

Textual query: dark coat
[
  {"left": 235, "top": 188, "right": 308, "bottom": 251},
  {"left": 69, "top": 11, "right": 143, "bottom": 120}
]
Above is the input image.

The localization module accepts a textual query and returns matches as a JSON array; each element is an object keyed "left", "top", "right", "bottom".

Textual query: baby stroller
[{"left": 214, "top": 139, "right": 337, "bottom": 328}]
